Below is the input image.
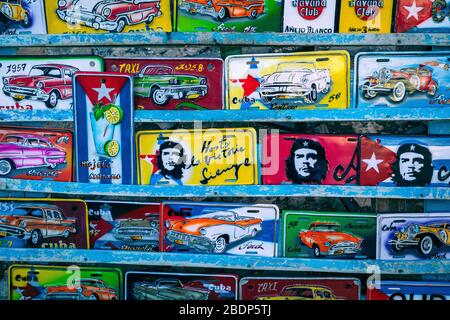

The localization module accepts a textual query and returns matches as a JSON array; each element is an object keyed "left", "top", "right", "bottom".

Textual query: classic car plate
[
  {"left": 125, "top": 271, "right": 238, "bottom": 300},
  {"left": 174, "top": 0, "right": 282, "bottom": 32},
  {"left": 283, "top": 0, "right": 337, "bottom": 34},
  {"left": 0, "top": 126, "right": 73, "bottom": 181},
  {"left": 105, "top": 58, "right": 224, "bottom": 110},
  {"left": 355, "top": 52, "right": 450, "bottom": 108},
  {"left": 225, "top": 51, "right": 350, "bottom": 110},
  {"left": 45, "top": 0, "right": 172, "bottom": 34},
  {"left": 0, "top": 56, "right": 103, "bottom": 111},
  {"left": 9, "top": 265, "right": 122, "bottom": 300},
  {"left": 0, "top": 198, "right": 88, "bottom": 249},
  {"left": 359, "top": 135, "right": 450, "bottom": 187},
  {"left": 160, "top": 202, "right": 279, "bottom": 256},
  {"left": 377, "top": 212, "right": 450, "bottom": 260},
  {"left": 262, "top": 134, "right": 359, "bottom": 185},
  {"left": 338, "top": 0, "right": 394, "bottom": 33},
  {"left": 137, "top": 128, "right": 258, "bottom": 185},
  {"left": 0, "top": 0, "right": 46, "bottom": 35},
  {"left": 239, "top": 277, "right": 361, "bottom": 300},
  {"left": 87, "top": 200, "right": 160, "bottom": 251},
  {"left": 396, "top": 0, "right": 450, "bottom": 33},
  {"left": 367, "top": 281, "right": 450, "bottom": 300},
  {"left": 282, "top": 211, "right": 376, "bottom": 259},
  {"left": 74, "top": 72, "right": 134, "bottom": 184}
]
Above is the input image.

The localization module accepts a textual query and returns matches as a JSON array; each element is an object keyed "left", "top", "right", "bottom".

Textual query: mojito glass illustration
[{"left": 90, "top": 112, "right": 120, "bottom": 157}]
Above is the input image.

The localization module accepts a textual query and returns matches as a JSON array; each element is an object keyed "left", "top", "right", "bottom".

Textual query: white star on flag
[
  {"left": 93, "top": 83, "right": 114, "bottom": 101},
  {"left": 363, "top": 152, "right": 384, "bottom": 173},
  {"left": 404, "top": 0, "right": 424, "bottom": 20}
]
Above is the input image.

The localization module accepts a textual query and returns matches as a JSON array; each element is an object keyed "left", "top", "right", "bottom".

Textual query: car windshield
[
  {"left": 141, "top": 66, "right": 173, "bottom": 76},
  {"left": 276, "top": 62, "right": 314, "bottom": 73},
  {"left": 400, "top": 67, "right": 418, "bottom": 73},
  {"left": 316, "top": 290, "right": 333, "bottom": 299},
  {"left": 158, "top": 280, "right": 181, "bottom": 288},
  {"left": 78, "top": 279, "right": 102, "bottom": 287},
  {"left": 283, "top": 288, "right": 314, "bottom": 298},
  {"left": 3, "top": 135, "right": 25, "bottom": 145},
  {"left": 29, "top": 66, "right": 62, "bottom": 78},
  {"left": 26, "top": 138, "right": 51, "bottom": 148},
  {"left": 201, "top": 210, "right": 236, "bottom": 221},
  {"left": 312, "top": 224, "right": 339, "bottom": 232},
  {"left": 11, "top": 207, "right": 44, "bottom": 218}
]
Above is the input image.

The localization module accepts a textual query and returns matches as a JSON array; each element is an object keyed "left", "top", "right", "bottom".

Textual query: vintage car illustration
[
  {"left": 165, "top": 210, "right": 263, "bottom": 254},
  {"left": 259, "top": 62, "right": 332, "bottom": 104},
  {"left": 41, "top": 278, "right": 117, "bottom": 300},
  {"left": 0, "top": 204, "right": 76, "bottom": 245},
  {"left": 179, "top": 0, "right": 264, "bottom": 21},
  {"left": 56, "top": 0, "right": 162, "bottom": 33},
  {"left": 134, "top": 65, "right": 208, "bottom": 106},
  {"left": 2, "top": 64, "right": 79, "bottom": 108},
  {"left": 256, "top": 285, "right": 336, "bottom": 300},
  {"left": 0, "top": 133, "right": 67, "bottom": 176},
  {"left": 112, "top": 213, "right": 159, "bottom": 244},
  {"left": 0, "top": 0, "right": 31, "bottom": 27},
  {"left": 299, "top": 222, "right": 363, "bottom": 257},
  {"left": 361, "top": 66, "right": 439, "bottom": 103},
  {"left": 389, "top": 222, "right": 450, "bottom": 256},
  {"left": 133, "top": 278, "right": 210, "bottom": 300}
]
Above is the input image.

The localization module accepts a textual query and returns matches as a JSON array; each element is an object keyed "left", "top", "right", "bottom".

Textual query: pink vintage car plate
[
  {"left": 125, "top": 271, "right": 238, "bottom": 300},
  {"left": 0, "top": 198, "right": 89, "bottom": 249},
  {"left": 105, "top": 58, "right": 223, "bottom": 110},
  {"left": 160, "top": 201, "right": 279, "bottom": 256},
  {"left": 239, "top": 277, "right": 361, "bottom": 300}
]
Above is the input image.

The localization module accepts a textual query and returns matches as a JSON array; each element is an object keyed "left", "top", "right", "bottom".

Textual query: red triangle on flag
[
  {"left": 396, "top": 0, "right": 433, "bottom": 33},
  {"left": 76, "top": 73, "right": 129, "bottom": 106},
  {"left": 360, "top": 137, "right": 397, "bottom": 186}
]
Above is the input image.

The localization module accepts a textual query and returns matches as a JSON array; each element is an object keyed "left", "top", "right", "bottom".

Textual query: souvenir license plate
[
  {"left": 160, "top": 202, "right": 279, "bottom": 256},
  {"left": 262, "top": 134, "right": 358, "bottom": 185},
  {"left": 105, "top": 58, "right": 223, "bottom": 110},
  {"left": 0, "top": 56, "right": 103, "bottom": 111},
  {"left": 338, "top": 0, "right": 394, "bottom": 33},
  {"left": 9, "top": 265, "right": 121, "bottom": 300},
  {"left": 87, "top": 200, "right": 160, "bottom": 251},
  {"left": 283, "top": 1, "right": 337, "bottom": 34},
  {"left": 367, "top": 281, "right": 450, "bottom": 300},
  {"left": 174, "top": 0, "right": 282, "bottom": 32},
  {"left": 396, "top": 0, "right": 450, "bottom": 33},
  {"left": 137, "top": 128, "right": 258, "bottom": 186},
  {"left": 45, "top": 0, "right": 172, "bottom": 34},
  {"left": 360, "top": 136, "right": 450, "bottom": 187},
  {"left": 125, "top": 271, "right": 238, "bottom": 300},
  {"left": 377, "top": 212, "right": 450, "bottom": 260},
  {"left": 0, "top": 126, "right": 73, "bottom": 181},
  {"left": 355, "top": 52, "right": 450, "bottom": 108},
  {"left": 282, "top": 211, "right": 376, "bottom": 259},
  {"left": 0, "top": 0, "right": 46, "bottom": 35},
  {"left": 239, "top": 277, "right": 361, "bottom": 300},
  {"left": 74, "top": 72, "right": 134, "bottom": 184},
  {"left": 225, "top": 51, "right": 350, "bottom": 110}
]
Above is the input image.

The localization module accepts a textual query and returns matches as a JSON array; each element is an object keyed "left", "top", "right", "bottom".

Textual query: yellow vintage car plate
[
  {"left": 137, "top": 128, "right": 258, "bottom": 185},
  {"left": 225, "top": 51, "right": 350, "bottom": 110},
  {"left": 338, "top": 1, "right": 394, "bottom": 33}
]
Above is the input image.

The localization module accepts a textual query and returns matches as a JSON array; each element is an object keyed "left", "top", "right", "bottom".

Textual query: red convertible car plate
[
  {"left": 0, "top": 198, "right": 89, "bottom": 249},
  {"left": 262, "top": 134, "right": 358, "bottom": 185},
  {"left": 0, "top": 126, "right": 73, "bottom": 181},
  {"left": 105, "top": 58, "right": 223, "bottom": 110},
  {"left": 239, "top": 277, "right": 361, "bottom": 300},
  {"left": 396, "top": 0, "right": 450, "bottom": 33},
  {"left": 160, "top": 201, "right": 279, "bottom": 256},
  {"left": 125, "top": 271, "right": 238, "bottom": 300}
]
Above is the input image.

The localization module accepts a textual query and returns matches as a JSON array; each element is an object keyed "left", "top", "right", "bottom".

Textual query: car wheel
[
  {"left": 213, "top": 236, "right": 227, "bottom": 254},
  {"left": 251, "top": 229, "right": 258, "bottom": 237},
  {"left": 321, "top": 83, "right": 331, "bottom": 94},
  {"left": 428, "top": 84, "right": 437, "bottom": 96},
  {"left": 217, "top": 7, "right": 228, "bottom": 21},
  {"left": 115, "top": 19, "right": 126, "bottom": 33},
  {"left": 146, "top": 14, "right": 154, "bottom": 25},
  {"left": 390, "top": 242, "right": 404, "bottom": 253},
  {"left": 62, "top": 230, "right": 70, "bottom": 238},
  {"left": 47, "top": 162, "right": 57, "bottom": 169},
  {"left": 0, "top": 159, "right": 13, "bottom": 176},
  {"left": 250, "top": 10, "right": 257, "bottom": 19},
  {"left": 417, "top": 235, "right": 434, "bottom": 256},
  {"left": 261, "top": 94, "right": 273, "bottom": 104},
  {"left": 389, "top": 82, "right": 406, "bottom": 103},
  {"left": 30, "top": 230, "right": 42, "bottom": 246},
  {"left": 150, "top": 87, "right": 169, "bottom": 106},
  {"left": 306, "top": 85, "right": 318, "bottom": 103},
  {"left": 1, "top": 4, "right": 12, "bottom": 19},
  {"left": 89, "top": 294, "right": 98, "bottom": 300},
  {"left": 45, "top": 91, "right": 59, "bottom": 109},
  {"left": 362, "top": 82, "right": 377, "bottom": 99},
  {"left": 12, "top": 97, "right": 24, "bottom": 102},
  {"left": 312, "top": 244, "right": 321, "bottom": 258},
  {"left": 22, "top": 11, "right": 31, "bottom": 28}
]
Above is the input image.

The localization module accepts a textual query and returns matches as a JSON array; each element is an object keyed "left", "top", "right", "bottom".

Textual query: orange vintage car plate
[
  {"left": 137, "top": 128, "right": 258, "bottom": 185},
  {"left": 338, "top": 1, "right": 394, "bottom": 33}
]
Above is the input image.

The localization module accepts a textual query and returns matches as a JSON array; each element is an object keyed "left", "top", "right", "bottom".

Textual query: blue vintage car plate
[{"left": 367, "top": 281, "right": 450, "bottom": 300}]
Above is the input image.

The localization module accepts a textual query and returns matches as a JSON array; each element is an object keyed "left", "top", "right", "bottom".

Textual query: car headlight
[
  {"left": 150, "top": 221, "right": 157, "bottom": 228},
  {"left": 169, "top": 79, "right": 179, "bottom": 85},
  {"left": 42, "top": 287, "right": 48, "bottom": 294},
  {"left": 58, "top": 0, "right": 67, "bottom": 7},
  {"left": 3, "top": 78, "right": 8, "bottom": 85},
  {"left": 165, "top": 221, "right": 171, "bottom": 229},
  {"left": 37, "top": 82, "right": 44, "bottom": 89},
  {"left": 372, "top": 71, "right": 379, "bottom": 78},
  {"left": 301, "top": 77, "right": 308, "bottom": 85},
  {"left": 324, "top": 241, "right": 331, "bottom": 247},
  {"left": 114, "top": 221, "right": 120, "bottom": 228},
  {"left": 77, "top": 286, "right": 83, "bottom": 293},
  {"left": 102, "top": 8, "right": 111, "bottom": 17},
  {"left": 19, "top": 221, "right": 26, "bottom": 228},
  {"left": 199, "top": 228, "right": 206, "bottom": 235}
]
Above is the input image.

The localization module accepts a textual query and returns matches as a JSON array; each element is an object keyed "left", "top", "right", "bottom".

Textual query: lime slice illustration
[
  {"left": 104, "top": 140, "right": 120, "bottom": 157},
  {"left": 104, "top": 105, "right": 123, "bottom": 125}
]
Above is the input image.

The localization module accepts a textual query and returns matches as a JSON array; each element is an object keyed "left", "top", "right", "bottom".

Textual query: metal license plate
[
  {"left": 0, "top": 0, "right": 46, "bottom": 35},
  {"left": 239, "top": 277, "right": 361, "bottom": 300},
  {"left": 0, "top": 198, "right": 88, "bottom": 249},
  {"left": 262, "top": 134, "right": 358, "bottom": 185},
  {"left": 377, "top": 212, "right": 450, "bottom": 260},
  {"left": 282, "top": 211, "right": 376, "bottom": 259},
  {"left": 137, "top": 128, "right": 258, "bottom": 186},
  {"left": 74, "top": 72, "right": 134, "bottom": 184},
  {"left": 160, "top": 201, "right": 279, "bottom": 256},
  {"left": 9, "top": 265, "right": 121, "bottom": 300},
  {"left": 87, "top": 200, "right": 160, "bottom": 251},
  {"left": 338, "top": 0, "right": 394, "bottom": 33},
  {"left": 125, "top": 271, "right": 238, "bottom": 300},
  {"left": 396, "top": 0, "right": 450, "bottom": 33},
  {"left": 174, "top": 0, "right": 282, "bottom": 32},
  {"left": 0, "top": 126, "right": 73, "bottom": 181},
  {"left": 0, "top": 56, "right": 103, "bottom": 111},
  {"left": 283, "top": 1, "right": 337, "bottom": 34},
  {"left": 355, "top": 52, "right": 450, "bottom": 108},
  {"left": 105, "top": 58, "right": 223, "bottom": 110},
  {"left": 367, "top": 281, "right": 450, "bottom": 300},
  {"left": 225, "top": 51, "right": 350, "bottom": 110},
  {"left": 359, "top": 135, "right": 450, "bottom": 187},
  {"left": 45, "top": 0, "right": 172, "bottom": 34}
]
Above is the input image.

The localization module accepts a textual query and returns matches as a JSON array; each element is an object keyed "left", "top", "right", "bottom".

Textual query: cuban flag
[{"left": 396, "top": 0, "right": 450, "bottom": 33}]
